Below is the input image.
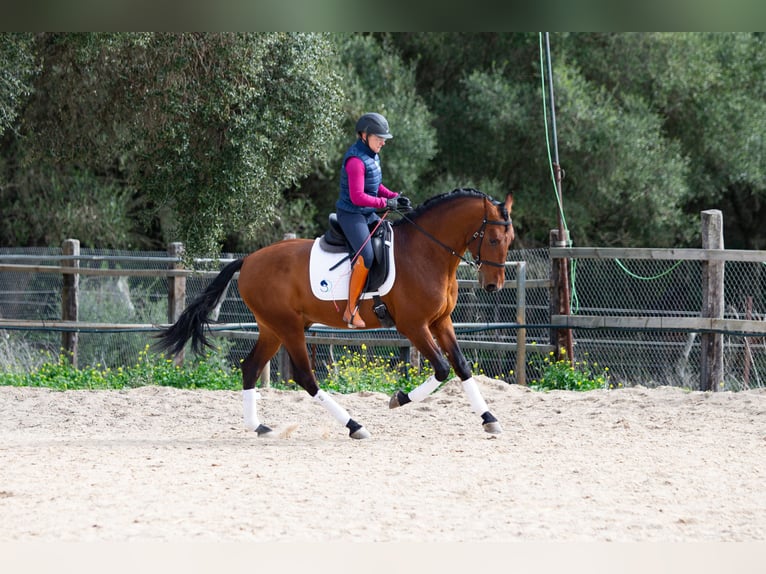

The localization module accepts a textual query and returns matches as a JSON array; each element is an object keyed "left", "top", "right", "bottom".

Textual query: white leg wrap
[
  {"left": 462, "top": 377, "right": 489, "bottom": 415},
  {"left": 314, "top": 389, "right": 351, "bottom": 426},
  {"left": 407, "top": 375, "right": 441, "bottom": 403},
  {"left": 242, "top": 388, "right": 262, "bottom": 431}
]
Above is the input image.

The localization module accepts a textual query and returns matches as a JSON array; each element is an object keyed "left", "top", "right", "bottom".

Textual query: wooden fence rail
[
  {"left": 550, "top": 210, "right": 766, "bottom": 390},
  {"left": 0, "top": 240, "right": 537, "bottom": 385},
  {"left": 8, "top": 216, "right": 764, "bottom": 390}
]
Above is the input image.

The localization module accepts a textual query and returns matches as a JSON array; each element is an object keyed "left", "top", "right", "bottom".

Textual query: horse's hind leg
[
  {"left": 241, "top": 329, "right": 281, "bottom": 436},
  {"left": 281, "top": 330, "right": 371, "bottom": 440}
]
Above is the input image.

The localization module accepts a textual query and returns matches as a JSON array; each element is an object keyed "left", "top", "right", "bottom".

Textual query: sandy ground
[{"left": 1, "top": 376, "right": 765, "bottom": 543}]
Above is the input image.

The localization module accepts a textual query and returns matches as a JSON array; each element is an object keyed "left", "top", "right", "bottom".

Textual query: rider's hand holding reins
[{"left": 387, "top": 195, "right": 413, "bottom": 212}]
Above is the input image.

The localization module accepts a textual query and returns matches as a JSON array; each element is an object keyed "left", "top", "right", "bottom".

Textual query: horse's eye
[{"left": 489, "top": 238, "right": 500, "bottom": 246}]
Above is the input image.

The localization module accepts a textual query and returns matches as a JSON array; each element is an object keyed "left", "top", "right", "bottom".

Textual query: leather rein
[{"left": 393, "top": 203, "right": 511, "bottom": 269}]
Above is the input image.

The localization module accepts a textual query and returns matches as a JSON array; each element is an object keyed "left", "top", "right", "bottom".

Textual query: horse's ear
[{"left": 505, "top": 192, "right": 514, "bottom": 212}]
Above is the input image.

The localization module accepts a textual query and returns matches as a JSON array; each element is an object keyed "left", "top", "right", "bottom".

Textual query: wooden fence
[
  {"left": 549, "top": 211, "right": 766, "bottom": 390},
  {"left": 5, "top": 209, "right": 765, "bottom": 390},
  {"left": 0, "top": 239, "right": 538, "bottom": 385}
]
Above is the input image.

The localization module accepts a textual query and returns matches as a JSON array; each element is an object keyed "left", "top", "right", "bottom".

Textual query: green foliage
[
  {"left": 322, "top": 344, "right": 429, "bottom": 395},
  {"left": 549, "top": 64, "right": 691, "bottom": 247},
  {"left": 529, "top": 348, "right": 613, "bottom": 392},
  {"left": 0, "top": 345, "right": 244, "bottom": 391},
  {"left": 134, "top": 33, "right": 344, "bottom": 258},
  {"left": 0, "top": 167, "right": 145, "bottom": 248},
  {"left": 4, "top": 33, "right": 344, "bottom": 257},
  {"left": 0, "top": 343, "right": 437, "bottom": 394},
  {"left": 565, "top": 32, "right": 766, "bottom": 249},
  {"left": 228, "top": 194, "right": 318, "bottom": 252},
  {"left": 4, "top": 33, "right": 766, "bottom": 252},
  {"left": 0, "top": 33, "right": 38, "bottom": 135}
]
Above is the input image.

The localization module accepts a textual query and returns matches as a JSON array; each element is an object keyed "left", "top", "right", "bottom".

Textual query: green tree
[
  {"left": 390, "top": 32, "right": 692, "bottom": 248},
  {"left": 283, "top": 32, "right": 437, "bottom": 246},
  {"left": 4, "top": 33, "right": 344, "bottom": 257},
  {"left": 5, "top": 33, "right": 766, "bottom": 253},
  {"left": 553, "top": 32, "right": 766, "bottom": 249},
  {"left": 0, "top": 33, "right": 37, "bottom": 136}
]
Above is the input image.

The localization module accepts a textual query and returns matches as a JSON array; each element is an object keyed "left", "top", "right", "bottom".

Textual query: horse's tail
[{"left": 153, "top": 258, "right": 245, "bottom": 356}]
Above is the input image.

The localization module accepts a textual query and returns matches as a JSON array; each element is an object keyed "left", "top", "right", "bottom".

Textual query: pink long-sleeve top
[{"left": 345, "top": 156, "right": 398, "bottom": 209}]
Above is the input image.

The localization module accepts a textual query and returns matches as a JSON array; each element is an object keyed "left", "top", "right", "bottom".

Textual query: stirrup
[{"left": 344, "top": 309, "right": 366, "bottom": 329}]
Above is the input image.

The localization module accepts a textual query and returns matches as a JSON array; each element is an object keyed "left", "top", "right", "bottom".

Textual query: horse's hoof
[
  {"left": 255, "top": 423, "right": 273, "bottom": 437},
  {"left": 482, "top": 421, "right": 503, "bottom": 434},
  {"left": 347, "top": 418, "right": 371, "bottom": 439},
  {"left": 350, "top": 427, "right": 371, "bottom": 440},
  {"left": 388, "top": 390, "right": 410, "bottom": 409},
  {"left": 481, "top": 411, "right": 502, "bottom": 434}
]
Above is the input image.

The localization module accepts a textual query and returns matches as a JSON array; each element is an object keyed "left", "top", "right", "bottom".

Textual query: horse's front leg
[
  {"left": 388, "top": 324, "right": 451, "bottom": 409},
  {"left": 431, "top": 317, "right": 503, "bottom": 435}
]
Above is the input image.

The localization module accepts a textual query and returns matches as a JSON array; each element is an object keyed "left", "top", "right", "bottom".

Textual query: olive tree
[{"left": 8, "top": 33, "right": 344, "bottom": 257}]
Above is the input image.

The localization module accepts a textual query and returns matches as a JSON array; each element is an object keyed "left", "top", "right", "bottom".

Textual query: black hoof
[
  {"left": 346, "top": 418, "right": 371, "bottom": 439},
  {"left": 388, "top": 390, "right": 411, "bottom": 409},
  {"left": 481, "top": 412, "right": 502, "bottom": 434},
  {"left": 255, "top": 423, "right": 273, "bottom": 437}
]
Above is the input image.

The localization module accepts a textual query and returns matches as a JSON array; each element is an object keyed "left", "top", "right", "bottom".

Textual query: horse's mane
[{"left": 392, "top": 187, "right": 508, "bottom": 227}]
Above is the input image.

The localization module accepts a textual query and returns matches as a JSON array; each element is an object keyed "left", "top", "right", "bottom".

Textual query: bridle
[
  {"left": 394, "top": 201, "right": 511, "bottom": 269},
  {"left": 469, "top": 215, "right": 512, "bottom": 269}
]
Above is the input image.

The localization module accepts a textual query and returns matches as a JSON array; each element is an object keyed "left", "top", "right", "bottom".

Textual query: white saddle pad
[{"left": 309, "top": 234, "right": 395, "bottom": 301}]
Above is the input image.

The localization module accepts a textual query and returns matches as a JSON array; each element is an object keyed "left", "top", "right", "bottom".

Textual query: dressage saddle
[{"left": 320, "top": 213, "right": 392, "bottom": 293}]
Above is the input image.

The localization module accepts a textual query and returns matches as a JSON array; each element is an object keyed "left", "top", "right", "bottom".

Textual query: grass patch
[
  {"left": 0, "top": 343, "right": 433, "bottom": 393},
  {"left": 529, "top": 348, "right": 613, "bottom": 392}
]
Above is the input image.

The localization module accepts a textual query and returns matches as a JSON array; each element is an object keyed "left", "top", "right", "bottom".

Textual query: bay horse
[{"left": 154, "top": 188, "right": 515, "bottom": 439}]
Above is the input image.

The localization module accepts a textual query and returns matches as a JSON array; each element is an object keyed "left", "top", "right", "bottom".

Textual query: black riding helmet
[{"left": 355, "top": 112, "right": 393, "bottom": 140}]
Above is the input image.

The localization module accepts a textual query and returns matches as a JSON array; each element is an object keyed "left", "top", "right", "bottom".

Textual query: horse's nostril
[{"left": 485, "top": 284, "right": 497, "bottom": 293}]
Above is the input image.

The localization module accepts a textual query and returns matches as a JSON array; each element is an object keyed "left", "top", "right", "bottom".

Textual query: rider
[{"left": 336, "top": 112, "right": 411, "bottom": 328}]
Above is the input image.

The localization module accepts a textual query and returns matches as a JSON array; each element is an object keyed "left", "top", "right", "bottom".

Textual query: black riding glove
[
  {"left": 396, "top": 195, "right": 413, "bottom": 211},
  {"left": 386, "top": 197, "right": 399, "bottom": 209}
]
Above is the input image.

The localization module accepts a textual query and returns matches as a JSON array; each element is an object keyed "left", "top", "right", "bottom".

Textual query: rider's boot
[{"left": 343, "top": 257, "right": 369, "bottom": 328}]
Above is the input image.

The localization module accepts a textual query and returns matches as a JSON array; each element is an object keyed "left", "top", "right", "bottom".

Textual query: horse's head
[{"left": 468, "top": 193, "right": 515, "bottom": 293}]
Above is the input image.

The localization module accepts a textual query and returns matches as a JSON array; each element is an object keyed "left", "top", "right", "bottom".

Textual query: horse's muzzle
[{"left": 483, "top": 284, "right": 498, "bottom": 293}]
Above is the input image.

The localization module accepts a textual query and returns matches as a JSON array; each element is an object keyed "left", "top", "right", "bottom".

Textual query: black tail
[{"left": 153, "top": 258, "right": 245, "bottom": 356}]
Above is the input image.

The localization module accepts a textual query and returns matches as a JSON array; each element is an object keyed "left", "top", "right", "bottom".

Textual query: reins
[{"left": 392, "top": 203, "right": 511, "bottom": 269}]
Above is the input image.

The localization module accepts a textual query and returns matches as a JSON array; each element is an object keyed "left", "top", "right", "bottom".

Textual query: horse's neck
[
  {"left": 398, "top": 202, "right": 482, "bottom": 271},
  {"left": 420, "top": 202, "right": 483, "bottom": 249}
]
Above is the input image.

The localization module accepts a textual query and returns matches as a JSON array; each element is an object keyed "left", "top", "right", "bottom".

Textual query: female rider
[{"left": 335, "top": 112, "right": 410, "bottom": 328}]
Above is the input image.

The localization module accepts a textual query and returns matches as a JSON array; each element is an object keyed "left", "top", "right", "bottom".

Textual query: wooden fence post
[
  {"left": 61, "top": 239, "right": 80, "bottom": 367},
  {"left": 515, "top": 261, "right": 527, "bottom": 386},
  {"left": 167, "top": 242, "right": 186, "bottom": 366},
  {"left": 549, "top": 229, "right": 573, "bottom": 361},
  {"left": 700, "top": 210, "right": 724, "bottom": 391}
]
